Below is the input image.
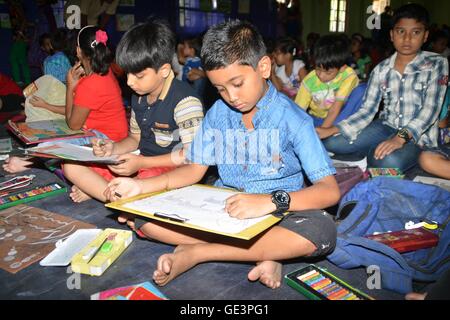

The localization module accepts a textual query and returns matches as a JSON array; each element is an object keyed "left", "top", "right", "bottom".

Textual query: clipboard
[
  {"left": 6, "top": 119, "right": 95, "bottom": 145},
  {"left": 106, "top": 185, "right": 282, "bottom": 240}
]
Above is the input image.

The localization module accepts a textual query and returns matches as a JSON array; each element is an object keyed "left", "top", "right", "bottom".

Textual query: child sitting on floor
[
  {"left": 318, "top": 4, "right": 449, "bottom": 173},
  {"left": 294, "top": 34, "right": 359, "bottom": 128},
  {"left": 270, "top": 37, "right": 307, "bottom": 99},
  {"left": 24, "top": 29, "right": 72, "bottom": 122},
  {"left": 4, "top": 26, "right": 128, "bottom": 201},
  {"left": 350, "top": 33, "right": 372, "bottom": 82},
  {"left": 103, "top": 20, "right": 340, "bottom": 289},
  {"left": 419, "top": 87, "right": 450, "bottom": 180},
  {"left": 181, "top": 36, "right": 207, "bottom": 99},
  {"left": 42, "top": 28, "right": 72, "bottom": 84},
  {"left": 63, "top": 18, "right": 204, "bottom": 203}
]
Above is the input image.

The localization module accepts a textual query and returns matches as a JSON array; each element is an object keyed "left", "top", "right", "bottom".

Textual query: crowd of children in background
[{"left": 0, "top": 2, "right": 449, "bottom": 299}]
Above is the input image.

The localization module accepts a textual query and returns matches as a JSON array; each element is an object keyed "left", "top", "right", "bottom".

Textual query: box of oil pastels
[
  {"left": 285, "top": 265, "right": 374, "bottom": 300},
  {"left": 40, "top": 228, "right": 133, "bottom": 276}
]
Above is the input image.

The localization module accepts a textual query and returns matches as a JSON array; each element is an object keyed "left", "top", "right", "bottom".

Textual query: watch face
[{"left": 275, "top": 191, "right": 290, "bottom": 205}]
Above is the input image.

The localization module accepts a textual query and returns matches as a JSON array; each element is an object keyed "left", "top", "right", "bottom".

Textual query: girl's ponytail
[
  {"left": 275, "top": 37, "right": 299, "bottom": 59},
  {"left": 77, "top": 26, "right": 113, "bottom": 75}
]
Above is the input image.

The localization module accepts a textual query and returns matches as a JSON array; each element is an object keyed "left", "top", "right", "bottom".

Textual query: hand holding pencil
[
  {"left": 104, "top": 177, "right": 143, "bottom": 202},
  {"left": 92, "top": 138, "right": 114, "bottom": 157}
]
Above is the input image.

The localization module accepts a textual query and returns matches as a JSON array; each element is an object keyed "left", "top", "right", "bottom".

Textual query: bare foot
[
  {"left": 152, "top": 245, "right": 199, "bottom": 286},
  {"left": 405, "top": 292, "right": 427, "bottom": 300},
  {"left": 3, "top": 157, "right": 34, "bottom": 173},
  {"left": 247, "top": 261, "right": 282, "bottom": 289},
  {"left": 69, "top": 185, "right": 92, "bottom": 203},
  {"left": 118, "top": 213, "right": 136, "bottom": 230}
]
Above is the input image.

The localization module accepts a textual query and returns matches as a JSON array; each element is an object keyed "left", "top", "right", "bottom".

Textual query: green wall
[{"left": 300, "top": 0, "right": 450, "bottom": 43}]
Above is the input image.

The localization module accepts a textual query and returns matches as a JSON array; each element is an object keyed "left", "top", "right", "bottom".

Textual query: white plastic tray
[{"left": 40, "top": 229, "right": 102, "bottom": 267}]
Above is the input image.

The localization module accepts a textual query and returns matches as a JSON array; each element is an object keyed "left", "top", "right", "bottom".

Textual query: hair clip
[{"left": 95, "top": 30, "right": 108, "bottom": 46}]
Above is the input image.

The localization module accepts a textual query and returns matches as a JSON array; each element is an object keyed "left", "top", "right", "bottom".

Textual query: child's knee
[
  {"left": 63, "top": 163, "right": 79, "bottom": 178},
  {"left": 419, "top": 152, "right": 443, "bottom": 171},
  {"left": 419, "top": 152, "right": 432, "bottom": 170}
]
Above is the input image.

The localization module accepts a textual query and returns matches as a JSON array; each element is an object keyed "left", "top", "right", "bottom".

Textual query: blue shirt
[
  {"left": 43, "top": 51, "right": 72, "bottom": 84},
  {"left": 182, "top": 56, "right": 202, "bottom": 82},
  {"left": 187, "top": 82, "right": 336, "bottom": 194}
]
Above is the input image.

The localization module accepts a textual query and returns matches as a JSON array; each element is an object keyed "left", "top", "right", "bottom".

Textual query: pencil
[{"left": 87, "top": 237, "right": 109, "bottom": 263}]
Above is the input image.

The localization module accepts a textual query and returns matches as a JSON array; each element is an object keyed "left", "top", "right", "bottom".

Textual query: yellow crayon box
[{"left": 71, "top": 228, "right": 133, "bottom": 276}]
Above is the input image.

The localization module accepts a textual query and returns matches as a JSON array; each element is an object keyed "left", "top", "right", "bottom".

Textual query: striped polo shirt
[{"left": 130, "top": 71, "right": 204, "bottom": 156}]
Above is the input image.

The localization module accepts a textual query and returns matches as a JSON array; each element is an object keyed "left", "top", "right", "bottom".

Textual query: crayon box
[
  {"left": 285, "top": 265, "right": 374, "bottom": 300},
  {"left": 368, "top": 168, "right": 405, "bottom": 179}
]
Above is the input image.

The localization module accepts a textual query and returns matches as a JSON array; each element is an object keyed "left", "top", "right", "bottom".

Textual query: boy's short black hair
[
  {"left": 201, "top": 20, "right": 266, "bottom": 72},
  {"left": 313, "top": 34, "right": 350, "bottom": 70},
  {"left": 184, "top": 36, "right": 203, "bottom": 57},
  {"left": 50, "top": 28, "right": 67, "bottom": 52},
  {"left": 39, "top": 33, "right": 50, "bottom": 46},
  {"left": 392, "top": 3, "right": 430, "bottom": 30},
  {"left": 431, "top": 30, "right": 449, "bottom": 43},
  {"left": 116, "top": 17, "right": 176, "bottom": 74}
]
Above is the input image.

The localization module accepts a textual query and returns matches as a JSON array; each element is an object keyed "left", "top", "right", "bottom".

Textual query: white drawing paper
[{"left": 123, "top": 185, "right": 270, "bottom": 234}]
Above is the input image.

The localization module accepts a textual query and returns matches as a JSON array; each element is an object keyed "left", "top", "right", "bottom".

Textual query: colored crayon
[
  {"left": 297, "top": 270, "right": 317, "bottom": 281},
  {"left": 328, "top": 289, "right": 350, "bottom": 300},
  {"left": 306, "top": 275, "right": 326, "bottom": 286},
  {"left": 300, "top": 271, "right": 321, "bottom": 282},
  {"left": 303, "top": 274, "right": 322, "bottom": 285},
  {"left": 312, "top": 278, "right": 332, "bottom": 290}
]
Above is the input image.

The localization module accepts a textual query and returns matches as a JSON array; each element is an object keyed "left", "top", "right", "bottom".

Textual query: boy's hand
[
  {"left": 316, "top": 126, "right": 340, "bottom": 139},
  {"left": 108, "top": 153, "right": 142, "bottom": 176},
  {"left": 29, "top": 96, "right": 48, "bottom": 109},
  {"left": 104, "top": 178, "right": 143, "bottom": 202},
  {"left": 92, "top": 138, "right": 114, "bottom": 157},
  {"left": 225, "top": 194, "right": 276, "bottom": 220},
  {"left": 374, "top": 136, "right": 405, "bottom": 160},
  {"left": 187, "top": 69, "right": 203, "bottom": 81}
]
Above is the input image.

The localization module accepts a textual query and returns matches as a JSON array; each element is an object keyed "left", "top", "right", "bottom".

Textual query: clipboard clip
[{"left": 154, "top": 212, "right": 188, "bottom": 223}]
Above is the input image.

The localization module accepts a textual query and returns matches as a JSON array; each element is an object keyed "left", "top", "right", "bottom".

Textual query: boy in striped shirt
[{"left": 84, "top": 18, "right": 204, "bottom": 201}]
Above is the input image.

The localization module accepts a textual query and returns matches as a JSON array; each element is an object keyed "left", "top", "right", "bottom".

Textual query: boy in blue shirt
[
  {"left": 43, "top": 28, "right": 72, "bottom": 84},
  {"left": 182, "top": 36, "right": 207, "bottom": 99},
  {"left": 104, "top": 20, "right": 340, "bottom": 289}
]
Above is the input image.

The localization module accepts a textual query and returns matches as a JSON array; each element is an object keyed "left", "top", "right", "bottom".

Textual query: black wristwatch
[
  {"left": 271, "top": 190, "right": 290, "bottom": 218},
  {"left": 397, "top": 128, "right": 411, "bottom": 143}
]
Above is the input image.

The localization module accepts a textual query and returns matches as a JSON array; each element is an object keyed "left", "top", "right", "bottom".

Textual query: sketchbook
[
  {"left": 25, "top": 143, "right": 124, "bottom": 165},
  {"left": 332, "top": 157, "right": 368, "bottom": 172},
  {"left": 106, "top": 185, "right": 281, "bottom": 240},
  {"left": 6, "top": 119, "right": 95, "bottom": 145},
  {"left": 91, "top": 281, "right": 168, "bottom": 300}
]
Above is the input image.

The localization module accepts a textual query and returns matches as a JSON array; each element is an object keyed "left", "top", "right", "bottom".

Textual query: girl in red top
[
  {"left": 29, "top": 26, "right": 128, "bottom": 141},
  {"left": 63, "top": 26, "right": 128, "bottom": 202},
  {"left": 4, "top": 26, "right": 128, "bottom": 202}
]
